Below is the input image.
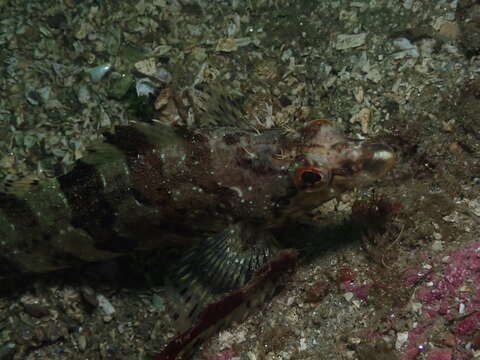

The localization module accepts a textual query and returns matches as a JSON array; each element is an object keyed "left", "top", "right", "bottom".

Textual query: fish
[
  {"left": 0, "top": 120, "right": 394, "bottom": 276},
  {"left": 0, "top": 91, "right": 395, "bottom": 358}
]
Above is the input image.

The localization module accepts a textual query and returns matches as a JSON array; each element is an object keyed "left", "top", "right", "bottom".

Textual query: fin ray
[{"left": 165, "top": 223, "right": 278, "bottom": 331}]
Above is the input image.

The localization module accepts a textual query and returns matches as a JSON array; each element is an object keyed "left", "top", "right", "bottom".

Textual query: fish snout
[{"left": 332, "top": 143, "right": 395, "bottom": 188}]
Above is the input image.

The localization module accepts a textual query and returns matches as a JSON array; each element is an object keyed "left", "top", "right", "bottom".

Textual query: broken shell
[
  {"left": 392, "top": 38, "right": 419, "bottom": 59},
  {"left": 216, "top": 38, "right": 238, "bottom": 52},
  {"left": 335, "top": 33, "right": 367, "bottom": 50},
  {"left": 135, "top": 58, "right": 157, "bottom": 77},
  {"left": 156, "top": 67, "right": 172, "bottom": 84},
  {"left": 136, "top": 77, "right": 157, "bottom": 97},
  {"left": 97, "top": 294, "right": 115, "bottom": 315},
  {"left": 350, "top": 108, "right": 371, "bottom": 134},
  {"left": 85, "top": 64, "right": 112, "bottom": 82},
  {"left": 154, "top": 87, "right": 172, "bottom": 110}
]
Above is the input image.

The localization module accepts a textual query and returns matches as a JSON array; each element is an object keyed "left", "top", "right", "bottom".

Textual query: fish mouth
[{"left": 330, "top": 143, "right": 396, "bottom": 189}]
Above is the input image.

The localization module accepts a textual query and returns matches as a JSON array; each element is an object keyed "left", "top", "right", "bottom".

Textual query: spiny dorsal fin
[{"left": 186, "top": 82, "right": 251, "bottom": 129}]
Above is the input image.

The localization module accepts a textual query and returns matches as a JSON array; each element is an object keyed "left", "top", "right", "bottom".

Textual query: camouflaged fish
[
  {"left": 0, "top": 119, "right": 393, "bottom": 275},
  {"left": 0, "top": 99, "right": 395, "bottom": 358}
]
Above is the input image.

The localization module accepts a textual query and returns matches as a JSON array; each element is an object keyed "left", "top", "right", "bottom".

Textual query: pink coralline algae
[
  {"left": 211, "top": 350, "right": 237, "bottom": 360},
  {"left": 403, "top": 323, "right": 429, "bottom": 360},
  {"left": 454, "top": 312, "right": 480, "bottom": 336},
  {"left": 338, "top": 267, "right": 377, "bottom": 300},
  {"left": 426, "top": 347, "right": 453, "bottom": 360},
  {"left": 401, "top": 241, "right": 480, "bottom": 359}
]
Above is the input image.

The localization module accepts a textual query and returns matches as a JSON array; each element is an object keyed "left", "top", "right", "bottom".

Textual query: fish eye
[
  {"left": 295, "top": 166, "right": 331, "bottom": 187},
  {"left": 302, "top": 171, "right": 323, "bottom": 185}
]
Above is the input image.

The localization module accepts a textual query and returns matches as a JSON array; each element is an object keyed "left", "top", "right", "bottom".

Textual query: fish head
[{"left": 283, "top": 120, "right": 395, "bottom": 216}]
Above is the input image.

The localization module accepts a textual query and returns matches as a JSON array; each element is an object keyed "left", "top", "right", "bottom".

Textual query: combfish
[{"left": 0, "top": 97, "right": 395, "bottom": 357}]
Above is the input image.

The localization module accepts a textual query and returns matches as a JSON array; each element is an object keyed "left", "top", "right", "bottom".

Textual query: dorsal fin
[
  {"left": 186, "top": 82, "right": 251, "bottom": 129},
  {"left": 0, "top": 174, "right": 43, "bottom": 197}
]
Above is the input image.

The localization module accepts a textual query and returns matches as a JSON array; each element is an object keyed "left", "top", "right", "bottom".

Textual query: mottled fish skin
[{"left": 0, "top": 119, "right": 394, "bottom": 277}]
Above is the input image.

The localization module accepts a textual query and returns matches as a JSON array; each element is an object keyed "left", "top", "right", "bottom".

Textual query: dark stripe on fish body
[
  {"left": 0, "top": 192, "right": 39, "bottom": 229},
  {"left": 104, "top": 123, "right": 182, "bottom": 156},
  {"left": 0, "top": 255, "right": 22, "bottom": 275},
  {"left": 103, "top": 125, "right": 152, "bottom": 156},
  {"left": 0, "top": 192, "right": 45, "bottom": 250},
  {"left": 104, "top": 124, "right": 183, "bottom": 207},
  {"left": 58, "top": 160, "right": 137, "bottom": 252}
]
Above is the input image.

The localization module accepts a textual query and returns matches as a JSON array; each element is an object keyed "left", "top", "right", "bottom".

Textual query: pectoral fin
[
  {"left": 165, "top": 223, "right": 278, "bottom": 332},
  {"left": 157, "top": 233, "right": 298, "bottom": 360}
]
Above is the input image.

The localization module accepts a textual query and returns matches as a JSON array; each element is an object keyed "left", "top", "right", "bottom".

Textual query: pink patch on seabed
[
  {"left": 403, "top": 323, "right": 429, "bottom": 360},
  {"left": 211, "top": 350, "right": 236, "bottom": 360},
  {"left": 426, "top": 347, "right": 452, "bottom": 360},
  {"left": 401, "top": 242, "right": 480, "bottom": 359}
]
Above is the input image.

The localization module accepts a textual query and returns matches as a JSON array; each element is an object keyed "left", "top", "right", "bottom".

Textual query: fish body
[
  {"left": 0, "top": 119, "right": 394, "bottom": 276},
  {"left": 0, "top": 112, "right": 394, "bottom": 358}
]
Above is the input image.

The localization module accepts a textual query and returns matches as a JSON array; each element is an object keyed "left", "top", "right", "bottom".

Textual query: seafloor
[{"left": 1, "top": 0, "right": 480, "bottom": 359}]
